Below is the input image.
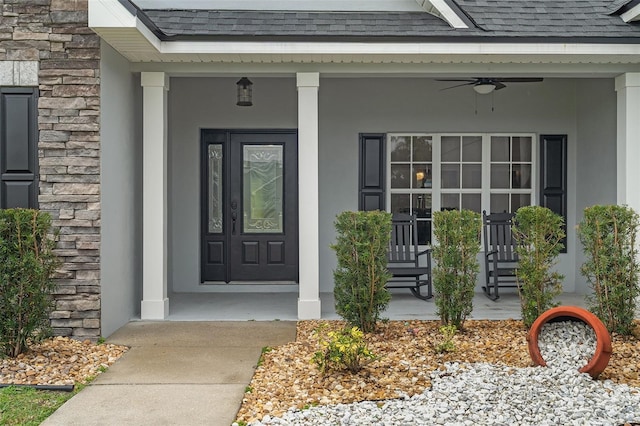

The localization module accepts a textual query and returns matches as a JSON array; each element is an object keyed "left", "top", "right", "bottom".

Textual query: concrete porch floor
[{"left": 163, "top": 290, "right": 591, "bottom": 322}]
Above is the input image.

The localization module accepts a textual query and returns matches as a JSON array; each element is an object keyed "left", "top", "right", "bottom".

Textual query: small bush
[
  {"left": 331, "top": 211, "right": 392, "bottom": 333},
  {"left": 311, "top": 323, "right": 375, "bottom": 374},
  {"left": 434, "top": 325, "right": 457, "bottom": 353},
  {"left": 0, "top": 209, "right": 60, "bottom": 357},
  {"left": 578, "top": 205, "right": 640, "bottom": 335},
  {"left": 513, "top": 206, "right": 565, "bottom": 328},
  {"left": 432, "top": 209, "right": 482, "bottom": 329}
]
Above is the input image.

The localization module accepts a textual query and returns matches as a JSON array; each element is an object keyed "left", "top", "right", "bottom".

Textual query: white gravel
[
  {"left": 245, "top": 321, "right": 640, "bottom": 426},
  {"left": 538, "top": 320, "right": 598, "bottom": 370}
]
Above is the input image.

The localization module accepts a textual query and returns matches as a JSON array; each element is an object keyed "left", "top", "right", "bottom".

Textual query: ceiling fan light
[{"left": 473, "top": 83, "right": 495, "bottom": 95}]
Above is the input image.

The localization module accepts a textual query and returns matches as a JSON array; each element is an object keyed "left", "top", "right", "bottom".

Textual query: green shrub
[
  {"left": 434, "top": 324, "right": 457, "bottom": 353},
  {"left": 331, "top": 211, "right": 392, "bottom": 333},
  {"left": 0, "top": 209, "right": 60, "bottom": 357},
  {"left": 432, "top": 209, "right": 481, "bottom": 329},
  {"left": 577, "top": 204, "right": 640, "bottom": 335},
  {"left": 513, "top": 206, "right": 565, "bottom": 328},
  {"left": 311, "top": 323, "right": 375, "bottom": 374}
]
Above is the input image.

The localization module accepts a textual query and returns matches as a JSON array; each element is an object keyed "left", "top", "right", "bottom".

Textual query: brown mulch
[{"left": 236, "top": 319, "right": 640, "bottom": 424}]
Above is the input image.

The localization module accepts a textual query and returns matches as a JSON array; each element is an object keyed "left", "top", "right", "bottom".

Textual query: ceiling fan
[{"left": 437, "top": 77, "right": 544, "bottom": 94}]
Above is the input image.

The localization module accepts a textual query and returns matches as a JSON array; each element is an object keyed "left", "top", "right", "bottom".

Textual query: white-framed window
[
  {"left": 387, "top": 133, "right": 536, "bottom": 244},
  {"left": 489, "top": 135, "right": 534, "bottom": 213}
]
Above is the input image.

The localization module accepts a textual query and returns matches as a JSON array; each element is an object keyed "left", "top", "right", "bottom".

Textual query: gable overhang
[
  {"left": 90, "top": 0, "right": 640, "bottom": 72},
  {"left": 416, "top": 0, "right": 470, "bottom": 29},
  {"left": 622, "top": 3, "right": 640, "bottom": 22}
]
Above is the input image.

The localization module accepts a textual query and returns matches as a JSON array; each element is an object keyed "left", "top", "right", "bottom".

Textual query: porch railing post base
[
  {"left": 141, "top": 298, "right": 169, "bottom": 320},
  {"left": 297, "top": 299, "right": 321, "bottom": 320}
]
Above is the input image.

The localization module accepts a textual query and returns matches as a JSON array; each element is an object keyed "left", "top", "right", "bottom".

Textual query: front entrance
[{"left": 201, "top": 130, "right": 298, "bottom": 283}]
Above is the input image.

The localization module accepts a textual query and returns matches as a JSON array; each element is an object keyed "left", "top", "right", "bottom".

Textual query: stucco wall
[
  {"left": 100, "top": 41, "right": 142, "bottom": 337},
  {"left": 574, "top": 79, "right": 618, "bottom": 294},
  {"left": 168, "top": 76, "right": 616, "bottom": 294},
  {"left": 318, "top": 77, "right": 580, "bottom": 293},
  {"left": 169, "top": 77, "right": 297, "bottom": 292}
]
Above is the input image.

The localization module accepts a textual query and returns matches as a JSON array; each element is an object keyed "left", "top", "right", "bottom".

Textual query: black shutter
[
  {"left": 0, "top": 88, "right": 38, "bottom": 209},
  {"left": 358, "top": 133, "right": 385, "bottom": 211},
  {"left": 540, "top": 134, "right": 567, "bottom": 252}
]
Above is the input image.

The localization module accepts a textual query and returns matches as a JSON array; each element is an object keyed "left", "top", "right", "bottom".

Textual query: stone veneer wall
[{"left": 0, "top": 0, "right": 101, "bottom": 339}]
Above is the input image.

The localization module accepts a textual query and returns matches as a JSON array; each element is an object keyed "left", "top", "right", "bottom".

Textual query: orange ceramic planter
[{"left": 526, "top": 306, "right": 612, "bottom": 378}]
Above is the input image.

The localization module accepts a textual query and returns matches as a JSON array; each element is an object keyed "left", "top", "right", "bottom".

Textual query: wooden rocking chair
[
  {"left": 386, "top": 213, "right": 433, "bottom": 300},
  {"left": 482, "top": 210, "right": 519, "bottom": 301}
]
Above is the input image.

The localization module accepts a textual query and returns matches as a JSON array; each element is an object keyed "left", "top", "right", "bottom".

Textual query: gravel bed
[
  {"left": 237, "top": 320, "right": 640, "bottom": 426},
  {"left": 252, "top": 363, "right": 640, "bottom": 426}
]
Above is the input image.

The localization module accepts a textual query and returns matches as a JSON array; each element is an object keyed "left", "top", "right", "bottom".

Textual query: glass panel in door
[
  {"left": 208, "top": 144, "right": 223, "bottom": 233},
  {"left": 243, "top": 145, "right": 284, "bottom": 233}
]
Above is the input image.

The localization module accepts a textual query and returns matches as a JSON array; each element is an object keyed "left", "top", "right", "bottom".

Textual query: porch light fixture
[
  {"left": 473, "top": 83, "right": 495, "bottom": 95},
  {"left": 236, "top": 77, "right": 253, "bottom": 106}
]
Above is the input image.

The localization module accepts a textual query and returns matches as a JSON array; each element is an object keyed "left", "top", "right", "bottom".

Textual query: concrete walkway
[{"left": 41, "top": 321, "right": 297, "bottom": 426}]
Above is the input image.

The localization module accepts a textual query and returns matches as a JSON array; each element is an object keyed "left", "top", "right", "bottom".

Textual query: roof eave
[
  {"left": 155, "top": 34, "right": 640, "bottom": 44},
  {"left": 88, "top": 0, "right": 640, "bottom": 65}
]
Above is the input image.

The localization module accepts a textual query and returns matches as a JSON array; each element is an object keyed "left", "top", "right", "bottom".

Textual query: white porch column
[
  {"left": 297, "top": 72, "right": 322, "bottom": 319},
  {"left": 616, "top": 73, "right": 640, "bottom": 309},
  {"left": 615, "top": 73, "right": 640, "bottom": 210},
  {"left": 140, "top": 72, "right": 170, "bottom": 319}
]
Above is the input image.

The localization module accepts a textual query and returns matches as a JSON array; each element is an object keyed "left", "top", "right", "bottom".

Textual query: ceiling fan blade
[
  {"left": 440, "top": 82, "right": 475, "bottom": 91},
  {"left": 435, "top": 79, "right": 476, "bottom": 82},
  {"left": 437, "top": 77, "right": 543, "bottom": 92},
  {"left": 494, "top": 78, "right": 544, "bottom": 83}
]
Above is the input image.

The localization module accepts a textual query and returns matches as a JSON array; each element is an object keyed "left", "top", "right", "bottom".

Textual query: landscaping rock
[
  {"left": 236, "top": 319, "right": 640, "bottom": 425},
  {"left": 0, "top": 337, "right": 127, "bottom": 386}
]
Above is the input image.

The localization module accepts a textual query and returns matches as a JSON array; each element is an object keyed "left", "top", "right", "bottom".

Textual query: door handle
[
  {"left": 231, "top": 200, "right": 238, "bottom": 235},
  {"left": 232, "top": 211, "right": 237, "bottom": 234}
]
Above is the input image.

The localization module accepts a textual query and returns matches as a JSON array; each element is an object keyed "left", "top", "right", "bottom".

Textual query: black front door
[{"left": 201, "top": 130, "right": 298, "bottom": 282}]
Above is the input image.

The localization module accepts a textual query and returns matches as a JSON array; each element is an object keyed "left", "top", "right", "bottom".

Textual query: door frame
[{"left": 200, "top": 128, "right": 299, "bottom": 283}]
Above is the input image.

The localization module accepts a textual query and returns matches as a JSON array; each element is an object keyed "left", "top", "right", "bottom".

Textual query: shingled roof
[
  {"left": 457, "top": 0, "right": 640, "bottom": 38},
  {"left": 130, "top": 0, "right": 640, "bottom": 42},
  {"left": 139, "top": 10, "right": 479, "bottom": 40}
]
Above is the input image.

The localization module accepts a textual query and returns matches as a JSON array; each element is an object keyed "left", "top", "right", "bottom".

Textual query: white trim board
[{"left": 160, "top": 41, "right": 640, "bottom": 56}]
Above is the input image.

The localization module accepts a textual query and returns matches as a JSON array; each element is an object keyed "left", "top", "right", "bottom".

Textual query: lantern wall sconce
[{"left": 236, "top": 77, "right": 253, "bottom": 106}]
